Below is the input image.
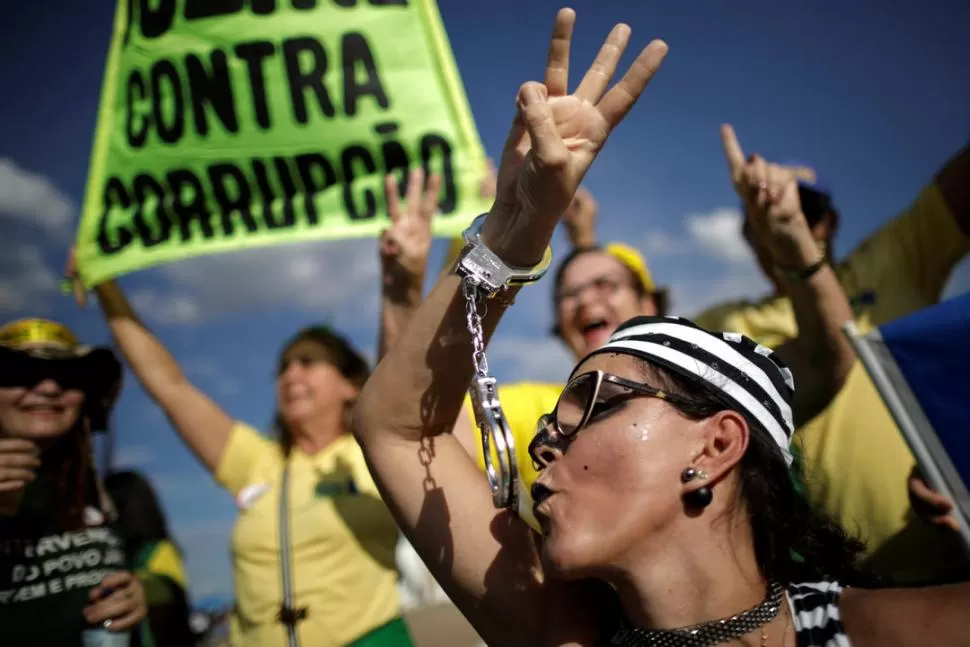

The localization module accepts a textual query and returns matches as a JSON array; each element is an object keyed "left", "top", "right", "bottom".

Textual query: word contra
[{"left": 128, "top": 32, "right": 387, "bottom": 148}]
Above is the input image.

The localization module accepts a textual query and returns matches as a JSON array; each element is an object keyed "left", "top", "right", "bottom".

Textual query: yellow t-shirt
[
  {"left": 695, "top": 183, "right": 970, "bottom": 583},
  {"left": 216, "top": 423, "right": 401, "bottom": 647},
  {"left": 465, "top": 382, "right": 564, "bottom": 531}
]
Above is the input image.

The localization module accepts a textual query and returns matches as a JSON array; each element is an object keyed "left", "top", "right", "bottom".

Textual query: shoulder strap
[{"left": 278, "top": 460, "right": 307, "bottom": 647}]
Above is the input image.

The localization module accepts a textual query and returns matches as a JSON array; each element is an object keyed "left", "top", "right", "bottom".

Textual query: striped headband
[{"left": 580, "top": 316, "right": 795, "bottom": 466}]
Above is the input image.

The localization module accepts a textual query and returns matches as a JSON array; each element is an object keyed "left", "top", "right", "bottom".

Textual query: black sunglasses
[
  {"left": 528, "top": 370, "right": 698, "bottom": 469},
  {"left": 0, "top": 346, "right": 115, "bottom": 393}
]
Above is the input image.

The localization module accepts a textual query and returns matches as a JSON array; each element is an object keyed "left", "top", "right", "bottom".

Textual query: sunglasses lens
[
  {"left": 0, "top": 352, "right": 86, "bottom": 391},
  {"left": 54, "top": 363, "right": 87, "bottom": 391},
  {"left": 556, "top": 373, "right": 597, "bottom": 437}
]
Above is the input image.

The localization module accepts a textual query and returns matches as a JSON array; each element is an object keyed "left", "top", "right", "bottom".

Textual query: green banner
[{"left": 75, "top": 0, "right": 488, "bottom": 287}]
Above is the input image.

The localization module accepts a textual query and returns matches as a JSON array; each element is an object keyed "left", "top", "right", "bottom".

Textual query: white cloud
[
  {"left": 669, "top": 268, "right": 771, "bottom": 318},
  {"left": 130, "top": 289, "right": 204, "bottom": 325},
  {"left": 182, "top": 357, "right": 241, "bottom": 397},
  {"left": 684, "top": 207, "right": 754, "bottom": 264},
  {"left": 487, "top": 336, "right": 574, "bottom": 384},
  {"left": 131, "top": 239, "right": 382, "bottom": 325},
  {"left": 0, "top": 158, "right": 73, "bottom": 234},
  {"left": 640, "top": 230, "right": 688, "bottom": 257},
  {"left": 0, "top": 243, "right": 61, "bottom": 313}
]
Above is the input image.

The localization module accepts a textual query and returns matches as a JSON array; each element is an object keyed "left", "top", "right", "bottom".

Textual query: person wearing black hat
[
  {"left": 354, "top": 10, "right": 970, "bottom": 646},
  {"left": 0, "top": 318, "right": 147, "bottom": 647}
]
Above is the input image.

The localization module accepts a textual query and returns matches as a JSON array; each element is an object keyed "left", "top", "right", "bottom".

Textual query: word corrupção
[{"left": 96, "top": 127, "right": 458, "bottom": 255}]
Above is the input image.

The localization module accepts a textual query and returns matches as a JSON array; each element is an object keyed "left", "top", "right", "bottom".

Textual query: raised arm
[
  {"left": 66, "top": 252, "right": 233, "bottom": 475},
  {"left": 354, "top": 10, "right": 668, "bottom": 645},
  {"left": 563, "top": 187, "right": 599, "bottom": 248},
  {"left": 721, "top": 125, "right": 854, "bottom": 426},
  {"left": 378, "top": 168, "right": 441, "bottom": 359}
]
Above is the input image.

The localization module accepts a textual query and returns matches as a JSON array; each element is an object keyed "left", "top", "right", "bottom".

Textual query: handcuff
[{"left": 454, "top": 213, "right": 552, "bottom": 509}]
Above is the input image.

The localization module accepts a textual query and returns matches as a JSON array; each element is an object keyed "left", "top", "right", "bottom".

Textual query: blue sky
[{"left": 2, "top": 0, "right": 969, "bottom": 602}]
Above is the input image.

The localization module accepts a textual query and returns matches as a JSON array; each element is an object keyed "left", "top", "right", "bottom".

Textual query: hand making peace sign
[
  {"left": 480, "top": 8, "right": 669, "bottom": 267},
  {"left": 380, "top": 168, "right": 442, "bottom": 294}
]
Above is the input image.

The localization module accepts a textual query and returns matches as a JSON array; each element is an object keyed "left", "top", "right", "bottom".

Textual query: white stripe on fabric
[
  {"left": 609, "top": 322, "right": 793, "bottom": 432},
  {"left": 603, "top": 339, "right": 793, "bottom": 465},
  {"left": 790, "top": 581, "right": 844, "bottom": 599}
]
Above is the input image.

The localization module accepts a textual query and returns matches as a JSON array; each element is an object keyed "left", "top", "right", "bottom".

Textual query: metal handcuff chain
[{"left": 462, "top": 275, "right": 519, "bottom": 509}]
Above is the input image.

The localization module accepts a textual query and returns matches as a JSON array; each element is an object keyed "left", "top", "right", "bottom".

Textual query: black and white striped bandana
[{"left": 578, "top": 316, "right": 795, "bottom": 465}]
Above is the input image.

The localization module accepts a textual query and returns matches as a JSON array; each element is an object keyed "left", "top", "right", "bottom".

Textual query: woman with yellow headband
[{"left": 0, "top": 318, "right": 148, "bottom": 646}]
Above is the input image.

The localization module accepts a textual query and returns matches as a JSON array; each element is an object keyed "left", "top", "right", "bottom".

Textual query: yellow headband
[
  {"left": 0, "top": 318, "right": 80, "bottom": 351},
  {"left": 604, "top": 243, "right": 656, "bottom": 293}
]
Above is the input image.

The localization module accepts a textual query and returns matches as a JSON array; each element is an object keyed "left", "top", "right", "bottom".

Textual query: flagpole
[{"left": 844, "top": 321, "right": 970, "bottom": 553}]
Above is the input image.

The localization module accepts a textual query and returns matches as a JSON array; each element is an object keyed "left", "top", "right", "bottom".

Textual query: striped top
[{"left": 789, "top": 580, "right": 850, "bottom": 646}]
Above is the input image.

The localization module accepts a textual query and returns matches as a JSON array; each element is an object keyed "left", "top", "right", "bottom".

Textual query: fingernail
[{"left": 522, "top": 84, "right": 542, "bottom": 106}]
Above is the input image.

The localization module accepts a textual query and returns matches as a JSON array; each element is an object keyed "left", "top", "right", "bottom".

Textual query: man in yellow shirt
[{"left": 695, "top": 128, "right": 970, "bottom": 583}]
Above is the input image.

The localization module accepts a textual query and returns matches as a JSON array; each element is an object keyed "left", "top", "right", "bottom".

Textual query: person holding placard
[
  {"left": 72, "top": 171, "right": 442, "bottom": 647},
  {"left": 0, "top": 319, "right": 147, "bottom": 647}
]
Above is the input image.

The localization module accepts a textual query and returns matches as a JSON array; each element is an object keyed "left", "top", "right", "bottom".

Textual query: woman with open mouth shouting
[{"left": 354, "top": 8, "right": 969, "bottom": 646}]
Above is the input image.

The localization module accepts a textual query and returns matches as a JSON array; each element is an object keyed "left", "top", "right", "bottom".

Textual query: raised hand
[
  {"left": 908, "top": 465, "right": 959, "bottom": 532},
  {"left": 380, "top": 168, "right": 442, "bottom": 294},
  {"left": 63, "top": 248, "right": 88, "bottom": 308},
  {"left": 480, "top": 8, "right": 668, "bottom": 266},
  {"left": 563, "top": 186, "right": 598, "bottom": 248},
  {"left": 0, "top": 438, "right": 40, "bottom": 515},
  {"left": 479, "top": 157, "right": 497, "bottom": 200},
  {"left": 720, "top": 124, "right": 819, "bottom": 269}
]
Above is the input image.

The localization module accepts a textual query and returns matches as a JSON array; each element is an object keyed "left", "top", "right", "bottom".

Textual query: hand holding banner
[{"left": 75, "top": 0, "right": 489, "bottom": 287}]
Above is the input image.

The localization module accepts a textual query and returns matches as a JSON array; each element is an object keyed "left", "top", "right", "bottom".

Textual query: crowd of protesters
[{"left": 2, "top": 6, "right": 969, "bottom": 647}]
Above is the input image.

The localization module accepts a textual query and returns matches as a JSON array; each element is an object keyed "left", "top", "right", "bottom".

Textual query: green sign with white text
[{"left": 75, "top": 0, "right": 488, "bottom": 287}]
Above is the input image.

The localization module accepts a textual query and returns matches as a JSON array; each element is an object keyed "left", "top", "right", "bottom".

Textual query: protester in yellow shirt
[
  {"left": 695, "top": 127, "right": 970, "bottom": 584},
  {"left": 76, "top": 170, "right": 443, "bottom": 647}
]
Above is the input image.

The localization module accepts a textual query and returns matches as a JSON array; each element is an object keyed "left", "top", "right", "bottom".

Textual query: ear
[
  {"left": 683, "top": 410, "right": 749, "bottom": 493},
  {"left": 638, "top": 293, "right": 659, "bottom": 317},
  {"left": 338, "top": 375, "right": 359, "bottom": 402}
]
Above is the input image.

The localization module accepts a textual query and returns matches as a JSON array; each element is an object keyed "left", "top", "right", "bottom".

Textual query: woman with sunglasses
[
  {"left": 0, "top": 318, "right": 148, "bottom": 647},
  {"left": 73, "top": 170, "right": 441, "bottom": 647},
  {"left": 354, "top": 9, "right": 969, "bottom": 646}
]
